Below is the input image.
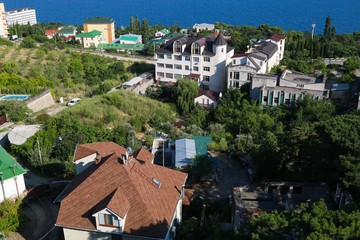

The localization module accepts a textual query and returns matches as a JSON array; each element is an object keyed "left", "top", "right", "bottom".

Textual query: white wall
[
  {"left": 194, "top": 95, "right": 217, "bottom": 107},
  {"left": 75, "top": 153, "right": 97, "bottom": 174},
  {"left": 63, "top": 228, "right": 113, "bottom": 240},
  {"left": 0, "top": 174, "right": 26, "bottom": 202}
]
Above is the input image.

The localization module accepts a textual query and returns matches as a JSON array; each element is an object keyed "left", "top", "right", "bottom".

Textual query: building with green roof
[
  {"left": 0, "top": 146, "right": 26, "bottom": 202},
  {"left": 76, "top": 30, "right": 103, "bottom": 48},
  {"left": 58, "top": 25, "right": 77, "bottom": 38},
  {"left": 84, "top": 16, "right": 115, "bottom": 43},
  {"left": 84, "top": 16, "right": 114, "bottom": 24},
  {"left": 118, "top": 34, "right": 142, "bottom": 44}
]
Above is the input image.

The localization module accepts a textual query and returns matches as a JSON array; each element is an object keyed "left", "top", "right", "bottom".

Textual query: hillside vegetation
[{"left": 12, "top": 89, "right": 176, "bottom": 178}]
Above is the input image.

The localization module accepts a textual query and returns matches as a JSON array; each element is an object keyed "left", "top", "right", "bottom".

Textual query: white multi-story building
[
  {"left": 227, "top": 34, "right": 286, "bottom": 89},
  {"left": 6, "top": 8, "right": 37, "bottom": 26},
  {"left": 0, "top": 3, "right": 8, "bottom": 38},
  {"left": 251, "top": 69, "right": 329, "bottom": 107},
  {"left": 193, "top": 23, "right": 215, "bottom": 32},
  {"left": 155, "top": 33, "right": 234, "bottom": 92}
]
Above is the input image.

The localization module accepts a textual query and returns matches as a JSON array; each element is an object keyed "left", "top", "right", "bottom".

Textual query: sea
[{"left": 2, "top": 0, "right": 360, "bottom": 34}]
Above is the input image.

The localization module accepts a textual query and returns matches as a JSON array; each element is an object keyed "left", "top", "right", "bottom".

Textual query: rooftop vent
[{"left": 152, "top": 177, "right": 161, "bottom": 188}]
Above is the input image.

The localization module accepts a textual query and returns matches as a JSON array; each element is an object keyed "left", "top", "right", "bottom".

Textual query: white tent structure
[{"left": 175, "top": 138, "right": 196, "bottom": 168}]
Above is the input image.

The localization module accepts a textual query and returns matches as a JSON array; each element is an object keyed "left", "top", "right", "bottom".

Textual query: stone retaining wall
[{"left": 26, "top": 89, "right": 55, "bottom": 113}]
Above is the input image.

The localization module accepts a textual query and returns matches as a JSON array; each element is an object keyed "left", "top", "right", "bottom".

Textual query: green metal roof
[
  {"left": 98, "top": 43, "right": 145, "bottom": 51},
  {"left": 119, "top": 36, "right": 139, "bottom": 42},
  {"left": 84, "top": 16, "right": 114, "bottom": 24},
  {"left": 0, "top": 146, "right": 26, "bottom": 181},
  {"left": 159, "top": 28, "right": 170, "bottom": 34},
  {"left": 76, "top": 30, "right": 102, "bottom": 38},
  {"left": 148, "top": 38, "right": 165, "bottom": 44},
  {"left": 193, "top": 136, "right": 212, "bottom": 156},
  {"left": 165, "top": 32, "right": 184, "bottom": 40},
  {"left": 59, "top": 25, "right": 77, "bottom": 34}
]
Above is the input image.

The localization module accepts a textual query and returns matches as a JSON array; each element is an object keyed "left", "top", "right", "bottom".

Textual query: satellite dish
[{"left": 127, "top": 147, "right": 133, "bottom": 154}]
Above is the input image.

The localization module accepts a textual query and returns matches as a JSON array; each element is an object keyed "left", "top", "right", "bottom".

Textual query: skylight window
[{"left": 152, "top": 178, "right": 161, "bottom": 188}]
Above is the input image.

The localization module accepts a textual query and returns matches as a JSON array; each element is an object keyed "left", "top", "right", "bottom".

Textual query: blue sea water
[{"left": 2, "top": 0, "right": 360, "bottom": 33}]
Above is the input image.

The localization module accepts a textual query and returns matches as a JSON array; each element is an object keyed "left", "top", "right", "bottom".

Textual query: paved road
[{"left": 73, "top": 49, "right": 156, "bottom": 65}]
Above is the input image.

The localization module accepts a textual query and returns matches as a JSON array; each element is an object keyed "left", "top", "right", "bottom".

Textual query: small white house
[
  {"left": 75, "top": 30, "right": 103, "bottom": 48},
  {"left": 155, "top": 28, "right": 170, "bottom": 38},
  {"left": 193, "top": 23, "right": 215, "bottom": 32},
  {"left": 194, "top": 89, "right": 220, "bottom": 108},
  {"left": 0, "top": 146, "right": 26, "bottom": 203}
]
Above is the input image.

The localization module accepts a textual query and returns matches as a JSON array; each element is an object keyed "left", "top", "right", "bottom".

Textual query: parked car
[{"left": 67, "top": 98, "right": 81, "bottom": 106}]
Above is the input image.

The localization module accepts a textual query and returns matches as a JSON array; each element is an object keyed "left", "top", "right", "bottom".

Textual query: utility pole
[{"left": 36, "top": 136, "right": 44, "bottom": 174}]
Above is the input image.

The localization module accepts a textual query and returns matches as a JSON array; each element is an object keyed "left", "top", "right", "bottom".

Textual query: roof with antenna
[
  {"left": 57, "top": 142, "right": 187, "bottom": 239},
  {"left": 0, "top": 146, "right": 26, "bottom": 181}
]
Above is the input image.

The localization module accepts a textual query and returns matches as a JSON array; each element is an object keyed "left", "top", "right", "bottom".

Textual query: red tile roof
[
  {"left": 188, "top": 73, "right": 201, "bottom": 79},
  {"left": 271, "top": 34, "right": 286, "bottom": 42},
  {"left": 44, "top": 29, "right": 59, "bottom": 36},
  {"left": 196, "top": 89, "right": 220, "bottom": 102},
  {"left": 57, "top": 143, "right": 187, "bottom": 239},
  {"left": 133, "top": 147, "right": 154, "bottom": 163},
  {"left": 73, "top": 142, "right": 127, "bottom": 162}
]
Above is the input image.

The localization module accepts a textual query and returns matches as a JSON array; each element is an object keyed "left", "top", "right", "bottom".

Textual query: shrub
[{"left": 0, "top": 199, "right": 22, "bottom": 236}]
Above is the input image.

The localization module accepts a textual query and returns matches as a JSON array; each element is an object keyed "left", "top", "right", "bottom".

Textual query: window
[
  {"left": 185, "top": 56, "right": 190, "bottom": 61},
  {"left": 174, "top": 64, "right": 182, "bottom": 70},
  {"left": 157, "top": 63, "right": 164, "bottom": 68},
  {"left": 157, "top": 72, "right": 164, "bottom": 77},
  {"left": 233, "top": 60, "right": 236, "bottom": 64},
  {"left": 274, "top": 97, "right": 279, "bottom": 103},
  {"left": 174, "top": 74, "right": 182, "bottom": 79},
  {"left": 157, "top": 54, "right": 164, "bottom": 59},
  {"left": 193, "top": 66, "right": 199, "bottom": 71},
  {"left": 234, "top": 72, "right": 239, "bottom": 80},
  {"left": 203, "top": 66, "right": 210, "bottom": 72},
  {"left": 202, "top": 85, "right": 209, "bottom": 90},
  {"left": 221, "top": 48, "right": 224, "bottom": 52},
  {"left": 166, "top": 54, "right": 172, "bottom": 59},
  {"left": 260, "top": 61, "right": 263, "bottom": 67},
  {"left": 204, "top": 57, "right": 210, "bottom": 62},
  {"left": 166, "top": 64, "right": 173, "bottom": 69},
  {"left": 174, "top": 41, "right": 182, "bottom": 53},
  {"left": 203, "top": 75, "right": 210, "bottom": 81},
  {"left": 185, "top": 65, "right": 190, "bottom": 70},
  {"left": 192, "top": 43, "right": 201, "bottom": 54},
  {"left": 99, "top": 213, "right": 117, "bottom": 227},
  {"left": 247, "top": 73, "right": 252, "bottom": 81},
  {"left": 193, "top": 57, "right": 199, "bottom": 62},
  {"left": 230, "top": 72, "right": 233, "bottom": 79},
  {"left": 247, "top": 61, "right": 250, "bottom": 66},
  {"left": 166, "top": 73, "right": 173, "bottom": 78},
  {"left": 175, "top": 55, "right": 182, "bottom": 61}
]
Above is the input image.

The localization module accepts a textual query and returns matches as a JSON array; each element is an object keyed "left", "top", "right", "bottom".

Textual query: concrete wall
[
  {"left": 26, "top": 89, "right": 55, "bottom": 113},
  {"left": 0, "top": 174, "right": 26, "bottom": 202}
]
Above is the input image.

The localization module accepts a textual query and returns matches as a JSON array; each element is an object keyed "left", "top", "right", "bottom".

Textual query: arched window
[
  {"left": 174, "top": 41, "right": 182, "bottom": 53},
  {"left": 192, "top": 43, "right": 200, "bottom": 55}
]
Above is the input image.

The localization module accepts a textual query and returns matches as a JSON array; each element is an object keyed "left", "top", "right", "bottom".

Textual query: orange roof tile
[
  {"left": 57, "top": 143, "right": 187, "bottom": 239},
  {"left": 271, "top": 34, "right": 286, "bottom": 42},
  {"left": 182, "top": 188, "right": 195, "bottom": 206},
  {"left": 73, "top": 142, "right": 127, "bottom": 161},
  {"left": 133, "top": 147, "right": 154, "bottom": 163}
]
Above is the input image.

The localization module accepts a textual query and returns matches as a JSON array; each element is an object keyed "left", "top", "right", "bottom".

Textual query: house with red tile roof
[
  {"left": 56, "top": 142, "right": 187, "bottom": 240},
  {"left": 44, "top": 29, "right": 59, "bottom": 39}
]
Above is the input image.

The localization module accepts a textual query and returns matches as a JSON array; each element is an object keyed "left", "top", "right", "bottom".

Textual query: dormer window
[
  {"left": 99, "top": 213, "right": 119, "bottom": 228},
  {"left": 192, "top": 43, "right": 200, "bottom": 55},
  {"left": 174, "top": 41, "right": 182, "bottom": 53}
]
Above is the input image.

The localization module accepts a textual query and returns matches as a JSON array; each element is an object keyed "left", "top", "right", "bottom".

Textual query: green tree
[
  {"left": 0, "top": 199, "right": 22, "bottom": 236},
  {"left": 175, "top": 78, "right": 198, "bottom": 115}
]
